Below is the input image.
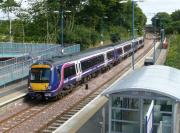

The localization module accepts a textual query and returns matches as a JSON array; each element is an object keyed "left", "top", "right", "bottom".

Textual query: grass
[{"left": 165, "top": 34, "right": 180, "bottom": 69}]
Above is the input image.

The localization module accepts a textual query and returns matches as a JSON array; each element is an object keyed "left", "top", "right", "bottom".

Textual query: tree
[
  {"left": 171, "top": 10, "right": 180, "bottom": 22},
  {"left": 0, "top": 0, "right": 146, "bottom": 47},
  {"left": 152, "top": 12, "right": 171, "bottom": 31},
  {"left": 0, "top": 0, "right": 20, "bottom": 41}
]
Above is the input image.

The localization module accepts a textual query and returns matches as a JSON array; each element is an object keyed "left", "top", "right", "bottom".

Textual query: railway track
[
  {"left": 39, "top": 44, "right": 153, "bottom": 133},
  {"left": 0, "top": 40, "right": 153, "bottom": 133},
  {"left": 0, "top": 102, "right": 49, "bottom": 132}
]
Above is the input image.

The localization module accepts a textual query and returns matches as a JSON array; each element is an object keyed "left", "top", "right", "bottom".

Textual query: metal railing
[
  {"left": 0, "top": 55, "right": 29, "bottom": 67},
  {"left": 0, "top": 42, "right": 55, "bottom": 54},
  {"left": 0, "top": 44, "right": 80, "bottom": 87},
  {"left": 0, "top": 42, "right": 56, "bottom": 67},
  {"left": 0, "top": 42, "right": 80, "bottom": 67}
]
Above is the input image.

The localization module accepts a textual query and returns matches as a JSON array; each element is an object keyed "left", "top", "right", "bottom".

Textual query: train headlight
[
  {"left": 47, "top": 86, "right": 51, "bottom": 90},
  {"left": 28, "top": 86, "right": 31, "bottom": 90}
]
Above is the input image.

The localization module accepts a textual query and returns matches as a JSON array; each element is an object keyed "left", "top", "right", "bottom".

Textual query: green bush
[{"left": 165, "top": 34, "right": 180, "bottom": 69}]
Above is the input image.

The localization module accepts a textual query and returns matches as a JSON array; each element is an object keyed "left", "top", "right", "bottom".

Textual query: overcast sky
[{"left": 138, "top": 0, "right": 180, "bottom": 24}]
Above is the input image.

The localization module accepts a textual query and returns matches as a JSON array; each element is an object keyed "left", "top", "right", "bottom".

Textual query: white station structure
[
  {"left": 103, "top": 65, "right": 180, "bottom": 133},
  {"left": 54, "top": 65, "right": 180, "bottom": 133}
]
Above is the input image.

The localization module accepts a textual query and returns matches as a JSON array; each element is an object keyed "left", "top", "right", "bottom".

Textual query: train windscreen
[{"left": 30, "top": 68, "right": 50, "bottom": 83}]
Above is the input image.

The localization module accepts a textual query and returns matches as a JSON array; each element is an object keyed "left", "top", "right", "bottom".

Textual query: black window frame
[
  {"left": 117, "top": 48, "right": 123, "bottom": 55},
  {"left": 107, "top": 51, "right": 114, "bottom": 60},
  {"left": 81, "top": 54, "right": 104, "bottom": 72},
  {"left": 124, "top": 44, "right": 131, "bottom": 52},
  {"left": 57, "top": 68, "right": 61, "bottom": 80},
  {"left": 64, "top": 64, "right": 76, "bottom": 79}
]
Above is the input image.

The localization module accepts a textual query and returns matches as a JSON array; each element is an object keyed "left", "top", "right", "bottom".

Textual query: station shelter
[{"left": 103, "top": 65, "right": 180, "bottom": 133}]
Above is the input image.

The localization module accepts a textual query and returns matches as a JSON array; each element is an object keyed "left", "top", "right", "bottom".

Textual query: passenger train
[{"left": 28, "top": 37, "right": 144, "bottom": 99}]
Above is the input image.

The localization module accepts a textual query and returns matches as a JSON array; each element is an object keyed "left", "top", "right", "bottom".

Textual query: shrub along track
[{"left": 0, "top": 39, "right": 153, "bottom": 133}]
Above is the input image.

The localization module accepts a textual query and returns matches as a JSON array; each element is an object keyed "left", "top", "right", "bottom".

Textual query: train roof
[
  {"left": 35, "top": 37, "right": 143, "bottom": 66},
  {"left": 52, "top": 45, "right": 114, "bottom": 66}
]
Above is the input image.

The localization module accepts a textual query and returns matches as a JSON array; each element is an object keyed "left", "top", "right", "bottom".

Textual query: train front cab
[{"left": 28, "top": 64, "right": 56, "bottom": 99}]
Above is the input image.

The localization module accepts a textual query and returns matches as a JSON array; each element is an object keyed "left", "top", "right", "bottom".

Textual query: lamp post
[
  {"left": 61, "top": 9, "right": 64, "bottom": 47},
  {"left": 100, "top": 16, "right": 108, "bottom": 46},
  {"left": 54, "top": 10, "right": 71, "bottom": 47},
  {"left": 153, "top": 17, "right": 159, "bottom": 63},
  {"left": 10, "top": 18, "right": 12, "bottom": 42},
  {"left": 132, "top": 0, "right": 135, "bottom": 70},
  {"left": 120, "top": 0, "right": 143, "bottom": 70}
]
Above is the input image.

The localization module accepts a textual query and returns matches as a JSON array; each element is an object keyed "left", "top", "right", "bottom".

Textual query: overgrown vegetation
[
  {"left": 165, "top": 35, "right": 180, "bottom": 69},
  {"left": 152, "top": 10, "right": 180, "bottom": 69},
  {"left": 0, "top": 0, "right": 146, "bottom": 49},
  {"left": 152, "top": 10, "right": 180, "bottom": 34}
]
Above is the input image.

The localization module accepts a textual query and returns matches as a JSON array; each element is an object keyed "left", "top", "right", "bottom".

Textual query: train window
[
  {"left": 117, "top": 48, "right": 123, "bottom": 55},
  {"left": 124, "top": 44, "right": 131, "bottom": 52},
  {"left": 81, "top": 54, "right": 104, "bottom": 72},
  {"left": 98, "top": 55, "right": 104, "bottom": 63},
  {"left": 139, "top": 40, "right": 142, "bottom": 44},
  {"left": 57, "top": 69, "right": 61, "bottom": 80},
  {"left": 30, "top": 68, "right": 50, "bottom": 83},
  {"left": 81, "top": 59, "right": 90, "bottom": 71},
  {"left": 107, "top": 51, "right": 114, "bottom": 60},
  {"left": 64, "top": 65, "right": 76, "bottom": 79}
]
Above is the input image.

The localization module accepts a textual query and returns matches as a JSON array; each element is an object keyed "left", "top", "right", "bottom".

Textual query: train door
[
  {"left": 75, "top": 60, "right": 82, "bottom": 81},
  {"left": 122, "top": 45, "right": 125, "bottom": 58},
  {"left": 104, "top": 53, "right": 108, "bottom": 67}
]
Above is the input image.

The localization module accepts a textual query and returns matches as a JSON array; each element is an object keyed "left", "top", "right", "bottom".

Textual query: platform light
[
  {"left": 119, "top": 0, "right": 144, "bottom": 70},
  {"left": 54, "top": 10, "right": 71, "bottom": 47}
]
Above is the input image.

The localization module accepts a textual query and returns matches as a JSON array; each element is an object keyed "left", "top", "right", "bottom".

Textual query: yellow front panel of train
[
  {"left": 30, "top": 83, "right": 49, "bottom": 91},
  {"left": 31, "top": 65, "right": 50, "bottom": 69}
]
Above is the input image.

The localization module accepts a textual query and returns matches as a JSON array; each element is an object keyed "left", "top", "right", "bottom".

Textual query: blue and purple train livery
[{"left": 28, "top": 37, "right": 144, "bottom": 99}]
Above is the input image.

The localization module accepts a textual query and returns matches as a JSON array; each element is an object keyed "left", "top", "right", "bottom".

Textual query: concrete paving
[{"left": 0, "top": 80, "right": 27, "bottom": 107}]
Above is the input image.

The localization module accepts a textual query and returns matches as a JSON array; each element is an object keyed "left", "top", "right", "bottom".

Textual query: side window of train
[
  {"left": 139, "top": 40, "right": 142, "bottom": 44},
  {"left": 107, "top": 51, "right": 114, "bottom": 60},
  {"left": 57, "top": 69, "right": 61, "bottom": 80},
  {"left": 124, "top": 45, "right": 131, "bottom": 52},
  {"left": 117, "top": 48, "right": 122, "bottom": 55},
  {"left": 99, "top": 55, "right": 104, "bottom": 63},
  {"left": 93, "top": 55, "right": 104, "bottom": 65},
  {"left": 64, "top": 65, "right": 76, "bottom": 79},
  {"left": 81, "top": 55, "right": 104, "bottom": 72},
  {"left": 134, "top": 41, "right": 138, "bottom": 46},
  {"left": 81, "top": 60, "right": 89, "bottom": 72}
]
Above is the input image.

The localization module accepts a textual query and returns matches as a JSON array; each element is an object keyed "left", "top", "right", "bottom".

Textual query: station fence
[
  {"left": 0, "top": 44, "right": 80, "bottom": 87},
  {"left": 0, "top": 42, "right": 56, "bottom": 67}
]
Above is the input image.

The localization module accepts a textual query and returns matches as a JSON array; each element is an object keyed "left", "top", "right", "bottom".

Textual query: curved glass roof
[{"left": 102, "top": 65, "right": 180, "bottom": 101}]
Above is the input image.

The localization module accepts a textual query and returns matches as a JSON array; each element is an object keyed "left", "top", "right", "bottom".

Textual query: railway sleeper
[
  {"left": 77, "top": 103, "right": 86, "bottom": 107},
  {"left": 68, "top": 110, "right": 78, "bottom": 114},
  {"left": 63, "top": 114, "right": 73, "bottom": 117},
  {"left": 47, "top": 126, "right": 57, "bottom": 130},
  {"left": 56, "top": 119, "right": 65, "bottom": 124},
  {"left": 70, "top": 109, "right": 80, "bottom": 112},
  {"left": 76, "top": 105, "right": 85, "bottom": 110},
  {"left": 60, "top": 115, "right": 72, "bottom": 119},
  {"left": 59, "top": 117, "right": 68, "bottom": 121},
  {"left": 42, "top": 129, "right": 52, "bottom": 133},
  {"left": 75, "top": 105, "right": 84, "bottom": 109},
  {"left": 51, "top": 123, "right": 61, "bottom": 127}
]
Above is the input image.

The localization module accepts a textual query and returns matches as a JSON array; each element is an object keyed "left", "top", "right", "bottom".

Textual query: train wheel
[
  {"left": 88, "top": 75, "right": 91, "bottom": 81},
  {"left": 92, "top": 73, "right": 96, "bottom": 78},
  {"left": 83, "top": 77, "right": 88, "bottom": 83}
]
